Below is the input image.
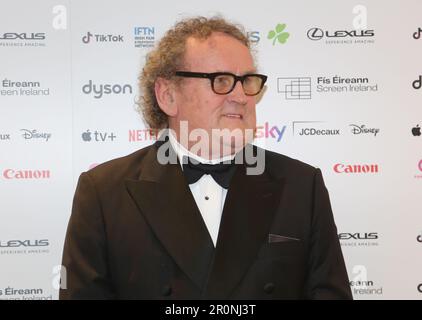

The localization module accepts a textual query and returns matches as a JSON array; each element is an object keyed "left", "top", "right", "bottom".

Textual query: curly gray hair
[{"left": 136, "top": 16, "right": 251, "bottom": 129}]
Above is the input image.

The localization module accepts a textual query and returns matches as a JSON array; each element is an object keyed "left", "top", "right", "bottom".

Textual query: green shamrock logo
[{"left": 267, "top": 23, "right": 290, "bottom": 45}]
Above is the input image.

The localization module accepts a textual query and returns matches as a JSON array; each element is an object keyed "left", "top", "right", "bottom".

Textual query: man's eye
[{"left": 215, "top": 76, "right": 232, "bottom": 86}]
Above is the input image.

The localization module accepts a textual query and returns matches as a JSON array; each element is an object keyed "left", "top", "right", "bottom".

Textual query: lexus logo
[
  {"left": 338, "top": 232, "right": 378, "bottom": 240},
  {"left": 307, "top": 28, "right": 324, "bottom": 40},
  {"left": 306, "top": 28, "right": 375, "bottom": 41},
  {"left": 0, "top": 32, "right": 46, "bottom": 40}
]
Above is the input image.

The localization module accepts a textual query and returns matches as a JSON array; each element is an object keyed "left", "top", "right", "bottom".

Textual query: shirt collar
[{"left": 168, "top": 130, "right": 235, "bottom": 168}]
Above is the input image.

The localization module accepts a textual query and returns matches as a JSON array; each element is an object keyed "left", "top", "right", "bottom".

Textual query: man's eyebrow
[
  {"left": 214, "top": 69, "right": 258, "bottom": 75},
  {"left": 243, "top": 69, "right": 258, "bottom": 74}
]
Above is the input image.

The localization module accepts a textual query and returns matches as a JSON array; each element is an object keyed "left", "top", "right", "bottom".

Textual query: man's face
[{"left": 171, "top": 32, "right": 258, "bottom": 156}]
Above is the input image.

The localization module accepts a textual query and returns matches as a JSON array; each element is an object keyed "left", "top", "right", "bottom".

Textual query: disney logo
[
  {"left": 350, "top": 124, "right": 379, "bottom": 137},
  {"left": 20, "top": 129, "right": 51, "bottom": 141}
]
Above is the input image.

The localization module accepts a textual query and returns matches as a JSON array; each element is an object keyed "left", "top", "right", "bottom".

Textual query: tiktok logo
[
  {"left": 82, "top": 32, "right": 93, "bottom": 43},
  {"left": 413, "top": 27, "right": 422, "bottom": 40},
  {"left": 412, "top": 76, "right": 422, "bottom": 90}
]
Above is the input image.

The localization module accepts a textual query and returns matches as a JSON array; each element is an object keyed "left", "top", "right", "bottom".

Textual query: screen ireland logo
[
  {"left": 267, "top": 23, "right": 289, "bottom": 46},
  {"left": 277, "top": 75, "right": 378, "bottom": 100},
  {"left": 317, "top": 76, "right": 378, "bottom": 93},
  {"left": 350, "top": 265, "right": 383, "bottom": 296},
  {"left": 0, "top": 287, "right": 52, "bottom": 300},
  {"left": 277, "top": 77, "right": 311, "bottom": 100},
  {"left": 0, "top": 78, "right": 50, "bottom": 97}
]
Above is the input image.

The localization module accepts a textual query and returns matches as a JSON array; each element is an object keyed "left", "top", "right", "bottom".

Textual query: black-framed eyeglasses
[{"left": 175, "top": 71, "right": 267, "bottom": 96}]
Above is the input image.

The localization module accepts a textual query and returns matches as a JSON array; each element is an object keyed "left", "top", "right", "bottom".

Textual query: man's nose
[{"left": 228, "top": 80, "right": 248, "bottom": 104}]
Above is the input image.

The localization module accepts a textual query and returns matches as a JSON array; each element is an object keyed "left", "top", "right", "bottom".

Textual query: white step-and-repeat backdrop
[{"left": 0, "top": 0, "right": 421, "bottom": 300}]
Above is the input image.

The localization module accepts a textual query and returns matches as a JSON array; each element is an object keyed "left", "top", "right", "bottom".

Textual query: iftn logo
[{"left": 134, "top": 27, "right": 155, "bottom": 48}]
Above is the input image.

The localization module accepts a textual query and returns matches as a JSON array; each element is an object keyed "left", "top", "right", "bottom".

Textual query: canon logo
[
  {"left": 339, "top": 233, "right": 378, "bottom": 240},
  {"left": 3, "top": 169, "right": 50, "bottom": 179},
  {"left": 334, "top": 163, "right": 379, "bottom": 174},
  {"left": 0, "top": 239, "right": 49, "bottom": 248}
]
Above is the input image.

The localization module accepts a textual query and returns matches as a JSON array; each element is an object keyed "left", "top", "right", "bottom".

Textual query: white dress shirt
[{"left": 168, "top": 132, "right": 235, "bottom": 247}]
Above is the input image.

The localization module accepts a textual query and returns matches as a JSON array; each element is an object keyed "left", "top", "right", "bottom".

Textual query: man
[{"left": 60, "top": 17, "right": 352, "bottom": 299}]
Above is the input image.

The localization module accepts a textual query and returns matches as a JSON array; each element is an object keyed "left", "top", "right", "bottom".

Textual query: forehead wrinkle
[{"left": 183, "top": 33, "right": 255, "bottom": 73}]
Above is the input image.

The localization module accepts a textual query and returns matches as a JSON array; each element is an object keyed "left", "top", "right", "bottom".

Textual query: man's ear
[{"left": 155, "top": 77, "right": 178, "bottom": 117}]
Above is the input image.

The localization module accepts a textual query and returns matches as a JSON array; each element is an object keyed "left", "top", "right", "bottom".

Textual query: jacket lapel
[
  {"left": 204, "top": 159, "right": 285, "bottom": 299},
  {"left": 125, "top": 141, "right": 214, "bottom": 291}
]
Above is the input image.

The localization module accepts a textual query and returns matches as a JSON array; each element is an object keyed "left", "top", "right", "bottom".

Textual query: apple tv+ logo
[
  {"left": 82, "top": 130, "right": 116, "bottom": 142},
  {"left": 412, "top": 125, "right": 421, "bottom": 137}
]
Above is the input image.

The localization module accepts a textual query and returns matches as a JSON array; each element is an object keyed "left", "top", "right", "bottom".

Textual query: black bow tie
[{"left": 182, "top": 156, "right": 236, "bottom": 189}]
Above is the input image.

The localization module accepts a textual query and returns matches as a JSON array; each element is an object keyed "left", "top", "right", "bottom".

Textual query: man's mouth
[{"left": 223, "top": 113, "right": 243, "bottom": 119}]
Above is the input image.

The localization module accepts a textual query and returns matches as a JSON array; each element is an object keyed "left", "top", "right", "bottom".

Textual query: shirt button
[
  {"left": 264, "top": 282, "right": 275, "bottom": 294},
  {"left": 205, "top": 196, "right": 209, "bottom": 200}
]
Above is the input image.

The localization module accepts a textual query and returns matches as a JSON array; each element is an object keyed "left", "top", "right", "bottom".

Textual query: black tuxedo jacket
[{"left": 60, "top": 140, "right": 352, "bottom": 299}]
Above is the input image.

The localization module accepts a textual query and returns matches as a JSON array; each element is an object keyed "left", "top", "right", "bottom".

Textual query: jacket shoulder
[{"left": 83, "top": 144, "right": 154, "bottom": 183}]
